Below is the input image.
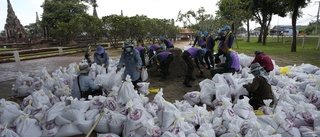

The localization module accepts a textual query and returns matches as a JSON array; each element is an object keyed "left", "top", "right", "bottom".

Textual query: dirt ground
[{"left": 0, "top": 41, "right": 211, "bottom": 103}]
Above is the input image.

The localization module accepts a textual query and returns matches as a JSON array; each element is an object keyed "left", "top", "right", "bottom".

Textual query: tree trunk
[
  {"left": 291, "top": 5, "right": 298, "bottom": 52},
  {"left": 262, "top": 15, "right": 272, "bottom": 45},
  {"left": 258, "top": 25, "right": 263, "bottom": 43},
  {"left": 246, "top": 19, "right": 250, "bottom": 42}
]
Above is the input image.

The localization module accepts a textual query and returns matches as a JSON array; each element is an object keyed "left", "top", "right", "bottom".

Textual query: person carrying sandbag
[
  {"left": 116, "top": 40, "right": 143, "bottom": 89},
  {"left": 242, "top": 63, "right": 274, "bottom": 110},
  {"left": 71, "top": 63, "right": 103, "bottom": 99}
]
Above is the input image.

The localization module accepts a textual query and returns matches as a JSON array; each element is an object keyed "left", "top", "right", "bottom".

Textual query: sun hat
[
  {"left": 79, "top": 63, "right": 91, "bottom": 73},
  {"left": 95, "top": 46, "right": 104, "bottom": 54},
  {"left": 225, "top": 25, "right": 231, "bottom": 30},
  {"left": 249, "top": 63, "right": 264, "bottom": 73}
]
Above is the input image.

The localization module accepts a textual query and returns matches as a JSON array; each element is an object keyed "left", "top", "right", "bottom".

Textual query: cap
[
  {"left": 95, "top": 46, "right": 104, "bottom": 54},
  {"left": 225, "top": 26, "right": 231, "bottom": 30},
  {"left": 254, "top": 50, "right": 264, "bottom": 55}
]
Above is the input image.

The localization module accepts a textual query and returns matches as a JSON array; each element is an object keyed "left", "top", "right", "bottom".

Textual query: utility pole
[{"left": 316, "top": 1, "right": 320, "bottom": 34}]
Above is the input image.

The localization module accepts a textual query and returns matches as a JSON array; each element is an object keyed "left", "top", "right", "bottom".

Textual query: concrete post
[
  {"left": 318, "top": 36, "right": 320, "bottom": 49},
  {"left": 58, "top": 47, "right": 63, "bottom": 55},
  {"left": 302, "top": 35, "right": 305, "bottom": 48},
  {"left": 13, "top": 51, "right": 20, "bottom": 62}
]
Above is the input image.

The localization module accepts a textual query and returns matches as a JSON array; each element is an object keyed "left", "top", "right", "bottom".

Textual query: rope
[{"left": 85, "top": 112, "right": 103, "bottom": 137}]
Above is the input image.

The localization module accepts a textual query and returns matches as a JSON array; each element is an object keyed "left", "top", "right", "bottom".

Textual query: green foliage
[
  {"left": 0, "top": 30, "right": 5, "bottom": 38},
  {"left": 24, "top": 23, "right": 41, "bottom": 37},
  {"left": 101, "top": 15, "right": 180, "bottom": 46},
  {"left": 176, "top": 7, "right": 213, "bottom": 31},
  {"left": 41, "top": 0, "right": 88, "bottom": 40}
]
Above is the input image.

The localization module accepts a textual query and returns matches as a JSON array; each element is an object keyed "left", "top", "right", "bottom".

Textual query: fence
[{"left": 238, "top": 35, "right": 320, "bottom": 49}]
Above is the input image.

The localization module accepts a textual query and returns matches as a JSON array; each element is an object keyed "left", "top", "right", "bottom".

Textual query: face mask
[
  {"left": 251, "top": 70, "right": 260, "bottom": 76},
  {"left": 125, "top": 47, "right": 132, "bottom": 53}
]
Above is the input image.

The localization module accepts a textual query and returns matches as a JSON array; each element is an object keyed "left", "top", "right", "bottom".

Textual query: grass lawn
[{"left": 231, "top": 36, "right": 320, "bottom": 67}]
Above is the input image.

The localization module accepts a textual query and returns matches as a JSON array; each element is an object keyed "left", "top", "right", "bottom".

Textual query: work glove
[
  {"left": 116, "top": 68, "right": 121, "bottom": 73},
  {"left": 136, "top": 67, "right": 141, "bottom": 73}
]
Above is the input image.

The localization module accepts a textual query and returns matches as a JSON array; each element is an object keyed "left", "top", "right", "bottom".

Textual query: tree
[
  {"left": 24, "top": 23, "right": 37, "bottom": 37},
  {"left": 177, "top": 7, "right": 213, "bottom": 31},
  {"left": 127, "top": 15, "right": 148, "bottom": 43},
  {"left": 41, "top": 0, "right": 88, "bottom": 42},
  {"left": 283, "top": 0, "right": 311, "bottom": 52},
  {"left": 76, "top": 13, "right": 103, "bottom": 45},
  {"left": 248, "top": 0, "right": 287, "bottom": 45},
  {"left": 217, "top": 0, "right": 249, "bottom": 38},
  {"left": 0, "top": 30, "right": 5, "bottom": 38},
  {"left": 101, "top": 15, "right": 127, "bottom": 48}
]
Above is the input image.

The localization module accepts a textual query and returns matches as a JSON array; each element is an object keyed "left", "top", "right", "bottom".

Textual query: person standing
[
  {"left": 224, "top": 26, "right": 234, "bottom": 48},
  {"left": 116, "top": 41, "right": 143, "bottom": 89},
  {"left": 243, "top": 63, "right": 274, "bottom": 110},
  {"left": 251, "top": 50, "right": 274, "bottom": 72},
  {"left": 156, "top": 51, "right": 174, "bottom": 81},
  {"left": 214, "top": 29, "right": 226, "bottom": 64},
  {"left": 182, "top": 47, "right": 206, "bottom": 87},
  {"left": 159, "top": 36, "right": 174, "bottom": 49},
  {"left": 204, "top": 31, "right": 215, "bottom": 69},
  {"left": 135, "top": 44, "right": 147, "bottom": 67},
  {"left": 94, "top": 45, "right": 109, "bottom": 72},
  {"left": 193, "top": 31, "right": 206, "bottom": 48},
  {"left": 71, "top": 63, "right": 102, "bottom": 99},
  {"left": 210, "top": 45, "right": 240, "bottom": 77}
]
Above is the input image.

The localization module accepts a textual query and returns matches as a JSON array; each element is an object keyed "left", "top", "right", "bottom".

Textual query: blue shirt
[
  {"left": 117, "top": 49, "right": 143, "bottom": 81},
  {"left": 71, "top": 74, "right": 100, "bottom": 99},
  {"left": 94, "top": 51, "right": 109, "bottom": 66}
]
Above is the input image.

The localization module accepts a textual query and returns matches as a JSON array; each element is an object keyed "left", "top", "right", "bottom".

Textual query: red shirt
[{"left": 252, "top": 54, "right": 274, "bottom": 72}]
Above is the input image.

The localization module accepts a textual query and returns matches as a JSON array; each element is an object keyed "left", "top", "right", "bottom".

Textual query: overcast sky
[{"left": 0, "top": 0, "right": 318, "bottom": 32}]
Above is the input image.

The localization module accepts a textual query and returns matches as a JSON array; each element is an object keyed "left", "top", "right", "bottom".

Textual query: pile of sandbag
[{"left": 1, "top": 53, "right": 320, "bottom": 137}]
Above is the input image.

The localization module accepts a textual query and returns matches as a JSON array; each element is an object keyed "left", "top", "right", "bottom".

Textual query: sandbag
[
  {"left": 141, "top": 67, "right": 148, "bottom": 82},
  {"left": 56, "top": 123, "right": 83, "bottom": 137},
  {"left": 183, "top": 91, "right": 201, "bottom": 106}
]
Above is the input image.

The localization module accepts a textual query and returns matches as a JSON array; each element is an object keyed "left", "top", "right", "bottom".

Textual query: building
[
  {"left": 269, "top": 25, "right": 307, "bottom": 36},
  {"left": 4, "top": 0, "right": 26, "bottom": 42},
  {"left": 177, "top": 28, "right": 196, "bottom": 41}
]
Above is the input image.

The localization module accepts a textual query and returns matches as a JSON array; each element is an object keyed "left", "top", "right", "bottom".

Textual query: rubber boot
[{"left": 183, "top": 77, "right": 192, "bottom": 87}]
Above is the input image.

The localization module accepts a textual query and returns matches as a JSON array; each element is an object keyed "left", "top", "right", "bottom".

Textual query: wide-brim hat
[
  {"left": 249, "top": 63, "right": 264, "bottom": 73},
  {"left": 79, "top": 64, "right": 91, "bottom": 73},
  {"left": 95, "top": 46, "right": 105, "bottom": 54}
]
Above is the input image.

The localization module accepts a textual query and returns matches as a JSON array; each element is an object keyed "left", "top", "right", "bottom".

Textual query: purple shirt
[
  {"left": 157, "top": 52, "right": 172, "bottom": 61},
  {"left": 187, "top": 47, "right": 201, "bottom": 58},
  {"left": 218, "top": 40, "right": 224, "bottom": 51},
  {"left": 135, "top": 46, "right": 144, "bottom": 52},
  {"left": 230, "top": 51, "right": 240, "bottom": 71},
  {"left": 150, "top": 44, "right": 160, "bottom": 51},
  {"left": 198, "top": 37, "right": 205, "bottom": 46},
  {"left": 164, "top": 39, "right": 174, "bottom": 48}
]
